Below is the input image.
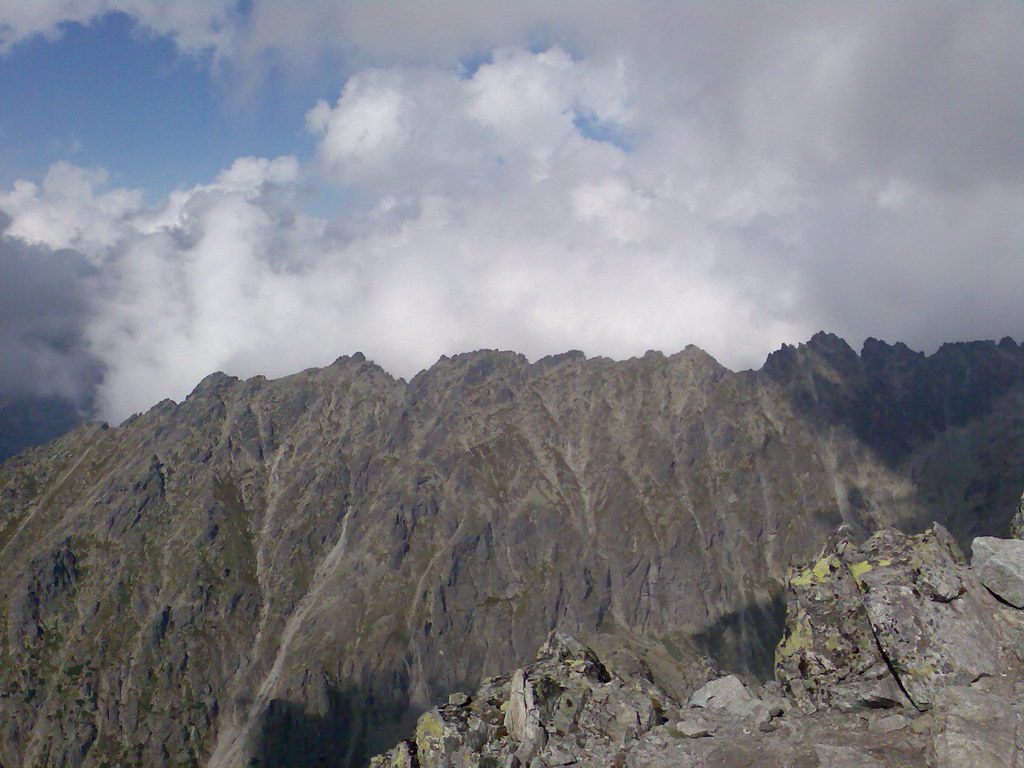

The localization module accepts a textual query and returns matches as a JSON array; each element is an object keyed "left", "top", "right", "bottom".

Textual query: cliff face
[{"left": 1, "top": 333, "right": 1022, "bottom": 767}]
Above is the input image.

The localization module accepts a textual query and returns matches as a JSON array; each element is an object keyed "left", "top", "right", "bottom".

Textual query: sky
[{"left": 0, "top": 1, "right": 1021, "bottom": 423}]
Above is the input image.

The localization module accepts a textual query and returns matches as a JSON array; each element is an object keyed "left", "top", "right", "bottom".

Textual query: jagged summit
[
  {"left": 111, "top": 332, "right": 1020, "bottom": 428},
  {"left": 0, "top": 333, "right": 1022, "bottom": 767}
]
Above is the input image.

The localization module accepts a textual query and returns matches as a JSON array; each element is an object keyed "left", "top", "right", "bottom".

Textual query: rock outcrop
[
  {"left": 0, "top": 335, "right": 1022, "bottom": 767},
  {"left": 372, "top": 525, "right": 1024, "bottom": 767},
  {"left": 772, "top": 524, "right": 1024, "bottom": 767},
  {"left": 776, "top": 523, "right": 1022, "bottom": 711},
  {"left": 371, "top": 632, "right": 671, "bottom": 768}
]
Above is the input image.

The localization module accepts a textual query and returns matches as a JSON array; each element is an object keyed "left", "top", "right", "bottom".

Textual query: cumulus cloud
[
  {"left": 0, "top": 2, "right": 1021, "bottom": 423},
  {"left": 0, "top": 163, "right": 143, "bottom": 259},
  {"left": 305, "top": 47, "right": 634, "bottom": 192}
]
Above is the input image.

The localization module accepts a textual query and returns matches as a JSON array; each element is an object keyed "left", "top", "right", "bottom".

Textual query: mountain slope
[{"left": 0, "top": 333, "right": 1022, "bottom": 767}]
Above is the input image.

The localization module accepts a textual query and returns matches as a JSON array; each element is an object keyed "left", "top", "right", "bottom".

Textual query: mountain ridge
[{"left": 0, "top": 332, "right": 1022, "bottom": 767}]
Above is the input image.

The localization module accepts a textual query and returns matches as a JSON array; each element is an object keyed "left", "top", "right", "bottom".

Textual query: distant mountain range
[{"left": 1, "top": 332, "right": 1022, "bottom": 767}]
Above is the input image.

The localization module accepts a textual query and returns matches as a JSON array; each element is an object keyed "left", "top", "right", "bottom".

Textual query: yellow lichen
[
  {"left": 901, "top": 661, "right": 934, "bottom": 679},
  {"left": 848, "top": 557, "right": 892, "bottom": 587},
  {"left": 790, "top": 568, "right": 814, "bottom": 587},
  {"left": 415, "top": 710, "right": 445, "bottom": 741},
  {"left": 791, "top": 554, "right": 840, "bottom": 587},
  {"left": 776, "top": 612, "right": 814, "bottom": 658}
]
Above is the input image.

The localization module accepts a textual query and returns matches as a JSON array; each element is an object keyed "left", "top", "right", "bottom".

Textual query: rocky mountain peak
[{"left": 188, "top": 370, "right": 241, "bottom": 398}]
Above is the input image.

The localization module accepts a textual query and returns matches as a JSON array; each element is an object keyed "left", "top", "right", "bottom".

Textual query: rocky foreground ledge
[{"left": 370, "top": 521, "right": 1024, "bottom": 768}]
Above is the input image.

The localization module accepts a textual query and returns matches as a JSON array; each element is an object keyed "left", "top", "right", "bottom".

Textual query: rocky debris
[
  {"left": 370, "top": 631, "right": 672, "bottom": 768},
  {"left": 628, "top": 700, "right": 930, "bottom": 768},
  {"left": 685, "top": 674, "right": 786, "bottom": 732},
  {"left": 972, "top": 535, "right": 1024, "bottom": 607},
  {"left": 776, "top": 523, "right": 1023, "bottom": 711},
  {"left": 370, "top": 635, "right": 926, "bottom": 768}
]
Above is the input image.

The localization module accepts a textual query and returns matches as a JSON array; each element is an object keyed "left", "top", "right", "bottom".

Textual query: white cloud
[
  {"left": 0, "top": 0, "right": 239, "bottom": 56},
  {"left": 306, "top": 46, "right": 634, "bottom": 194},
  {"left": 0, "top": 162, "right": 142, "bottom": 259},
  {"left": 0, "top": 3, "right": 1021, "bottom": 423},
  {"left": 570, "top": 177, "right": 651, "bottom": 244}
]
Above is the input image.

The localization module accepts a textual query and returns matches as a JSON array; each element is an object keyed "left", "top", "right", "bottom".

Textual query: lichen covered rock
[
  {"left": 777, "top": 523, "right": 1024, "bottom": 711},
  {"left": 774, "top": 525, "right": 907, "bottom": 712},
  {"left": 371, "top": 522, "right": 1024, "bottom": 768},
  {"left": 854, "top": 525, "right": 1011, "bottom": 708}
]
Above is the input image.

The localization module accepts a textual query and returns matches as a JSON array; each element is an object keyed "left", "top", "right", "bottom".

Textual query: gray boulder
[
  {"left": 855, "top": 526, "right": 1010, "bottom": 709},
  {"left": 687, "top": 675, "right": 752, "bottom": 711},
  {"left": 674, "top": 716, "right": 717, "bottom": 738},
  {"left": 972, "top": 535, "right": 1024, "bottom": 607}
]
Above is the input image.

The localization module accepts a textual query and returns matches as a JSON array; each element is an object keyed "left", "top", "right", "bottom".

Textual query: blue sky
[
  {"left": 0, "top": 1, "right": 1021, "bottom": 421},
  {"left": 0, "top": 11, "right": 325, "bottom": 198}
]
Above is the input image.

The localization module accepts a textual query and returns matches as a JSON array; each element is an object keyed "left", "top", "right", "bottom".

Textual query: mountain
[{"left": 0, "top": 332, "right": 1022, "bottom": 767}]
